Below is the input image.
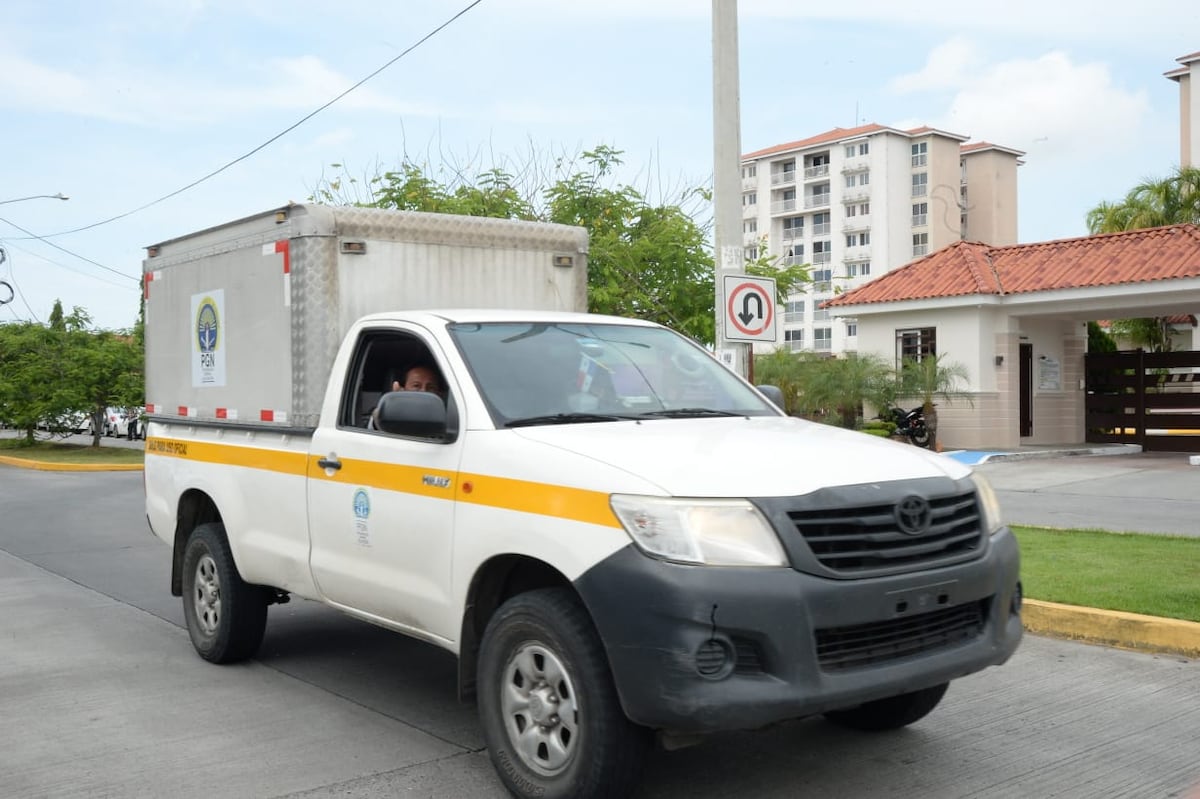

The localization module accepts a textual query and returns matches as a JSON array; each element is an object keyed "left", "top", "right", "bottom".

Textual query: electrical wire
[
  {"left": 0, "top": 216, "right": 137, "bottom": 281},
  {"left": 0, "top": 237, "right": 133, "bottom": 289},
  {"left": 22, "top": 0, "right": 485, "bottom": 241}
]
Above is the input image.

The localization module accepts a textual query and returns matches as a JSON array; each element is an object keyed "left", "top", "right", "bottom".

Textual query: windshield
[{"left": 448, "top": 321, "right": 779, "bottom": 427}]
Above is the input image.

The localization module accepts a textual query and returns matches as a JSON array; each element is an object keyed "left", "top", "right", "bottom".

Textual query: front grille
[
  {"left": 816, "top": 600, "right": 988, "bottom": 671},
  {"left": 788, "top": 490, "right": 983, "bottom": 574}
]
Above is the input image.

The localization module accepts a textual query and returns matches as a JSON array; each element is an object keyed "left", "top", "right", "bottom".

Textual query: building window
[
  {"left": 745, "top": 246, "right": 759, "bottom": 261},
  {"left": 845, "top": 320, "right": 858, "bottom": 337},
  {"left": 845, "top": 232, "right": 870, "bottom": 248},
  {"left": 813, "top": 241, "right": 831, "bottom": 266},
  {"left": 743, "top": 165, "right": 756, "bottom": 179},
  {"left": 814, "top": 327, "right": 832, "bottom": 350},
  {"left": 812, "top": 212, "right": 830, "bottom": 236},
  {"left": 896, "top": 327, "right": 936, "bottom": 364},
  {"left": 785, "top": 328, "right": 805, "bottom": 351},
  {"left": 860, "top": 261, "right": 871, "bottom": 276},
  {"left": 846, "top": 262, "right": 859, "bottom": 278},
  {"left": 744, "top": 219, "right": 757, "bottom": 234},
  {"left": 845, "top": 174, "right": 857, "bottom": 188},
  {"left": 784, "top": 300, "right": 805, "bottom": 323},
  {"left": 912, "top": 142, "right": 928, "bottom": 167},
  {"left": 812, "top": 266, "right": 832, "bottom": 292},
  {"left": 844, "top": 144, "right": 856, "bottom": 158},
  {"left": 860, "top": 171, "right": 869, "bottom": 185},
  {"left": 845, "top": 204, "right": 857, "bottom": 217},
  {"left": 782, "top": 216, "right": 804, "bottom": 240},
  {"left": 912, "top": 202, "right": 928, "bottom": 227},
  {"left": 743, "top": 192, "right": 757, "bottom": 206},
  {"left": 912, "top": 173, "right": 928, "bottom": 197},
  {"left": 860, "top": 203, "right": 870, "bottom": 216},
  {"left": 858, "top": 142, "right": 869, "bottom": 156},
  {"left": 913, "top": 232, "right": 929, "bottom": 257}
]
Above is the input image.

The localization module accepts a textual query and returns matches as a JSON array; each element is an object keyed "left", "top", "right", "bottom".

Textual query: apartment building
[
  {"left": 1165, "top": 49, "right": 1199, "bottom": 168},
  {"left": 740, "top": 123, "right": 1023, "bottom": 355}
]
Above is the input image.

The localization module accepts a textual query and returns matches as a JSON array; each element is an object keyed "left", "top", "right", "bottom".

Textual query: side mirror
[
  {"left": 376, "top": 391, "right": 448, "bottom": 439},
  {"left": 756, "top": 384, "right": 785, "bottom": 411}
]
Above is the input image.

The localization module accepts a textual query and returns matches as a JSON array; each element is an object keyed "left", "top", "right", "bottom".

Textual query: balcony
[
  {"left": 814, "top": 339, "right": 832, "bottom": 352},
  {"left": 912, "top": 154, "right": 927, "bottom": 168},
  {"left": 782, "top": 227, "right": 803, "bottom": 241},
  {"left": 780, "top": 253, "right": 806, "bottom": 266},
  {"left": 742, "top": 175, "right": 757, "bottom": 191},
  {"left": 843, "top": 244, "right": 871, "bottom": 261},
  {"left": 812, "top": 222, "right": 831, "bottom": 236},
  {"left": 912, "top": 185, "right": 927, "bottom": 197},
  {"left": 743, "top": 203, "right": 757, "bottom": 219},
  {"left": 771, "top": 170, "right": 797, "bottom": 186},
  {"left": 841, "top": 156, "right": 869, "bottom": 173},
  {"left": 783, "top": 311, "right": 805, "bottom": 324},
  {"left": 843, "top": 186, "right": 871, "bottom": 203},
  {"left": 913, "top": 244, "right": 929, "bottom": 257},
  {"left": 812, "top": 252, "right": 832, "bottom": 265},
  {"left": 842, "top": 216, "right": 871, "bottom": 232},
  {"left": 771, "top": 198, "right": 798, "bottom": 215},
  {"left": 744, "top": 232, "right": 760, "bottom": 246},
  {"left": 804, "top": 193, "right": 831, "bottom": 209},
  {"left": 804, "top": 164, "right": 830, "bottom": 180},
  {"left": 912, "top": 213, "right": 928, "bottom": 227},
  {"left": 785, "top": 339, "right": 806, "bottom": 352}
]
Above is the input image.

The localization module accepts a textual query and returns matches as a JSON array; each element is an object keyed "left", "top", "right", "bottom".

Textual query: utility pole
[{"left": 712, "top": 0, "right": 746, "bottom": 377}]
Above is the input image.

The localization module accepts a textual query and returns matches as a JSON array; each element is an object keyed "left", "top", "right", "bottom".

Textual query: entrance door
[{"left": 1019, "top": 343, "right": 1033, "bottom": 437}]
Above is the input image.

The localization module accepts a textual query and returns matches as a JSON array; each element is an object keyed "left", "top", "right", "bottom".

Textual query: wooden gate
[{"left": 1085, "top": 350, "right": 1200, "bottom": 452}]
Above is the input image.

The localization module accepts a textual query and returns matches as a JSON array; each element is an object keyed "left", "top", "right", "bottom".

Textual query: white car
[{"left": 103, "top": 407, "right": 130, "bottom": 437}]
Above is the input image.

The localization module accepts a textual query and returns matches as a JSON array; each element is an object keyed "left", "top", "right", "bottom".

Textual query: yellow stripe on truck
[{"left": 146, "top": 436, "right": 621, "bottom": 529}]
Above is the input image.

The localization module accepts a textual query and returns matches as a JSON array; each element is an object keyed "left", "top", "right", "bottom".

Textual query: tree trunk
[{"left": 924, "top": 402, "right": 938, "bottom": 450}]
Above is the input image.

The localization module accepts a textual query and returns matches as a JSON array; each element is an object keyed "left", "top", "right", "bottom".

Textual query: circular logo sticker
[{"left": 195, "top": 297, "right": 220, "bottom": 353}]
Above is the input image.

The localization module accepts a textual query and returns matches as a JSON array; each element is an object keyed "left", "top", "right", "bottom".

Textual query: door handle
[{"left": 317, "top": 456, "right": 342, "bottom": 471}]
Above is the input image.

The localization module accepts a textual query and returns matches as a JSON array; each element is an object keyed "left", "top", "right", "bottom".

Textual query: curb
[
  {"left": 0, "top": 455, "right": 143, "bottom": 472},
  {"left": 1023, "top": 598, "right": 1200, "bottom": 658},
  {"left": 980, "top": 444, "right": 1143, "bottom": 464}
]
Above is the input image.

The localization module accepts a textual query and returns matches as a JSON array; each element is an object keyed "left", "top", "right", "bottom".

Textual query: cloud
[{"left": 890, "top": 45, "right": 1149, "bottom": 159}]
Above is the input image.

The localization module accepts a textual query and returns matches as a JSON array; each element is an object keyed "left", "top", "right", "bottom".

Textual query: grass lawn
[
  {"left": 0, "top": 437, "right": 144, "bottom": 465},
  {"left": 1013, "top": 525, "right": 1200, "bottom": 623}
]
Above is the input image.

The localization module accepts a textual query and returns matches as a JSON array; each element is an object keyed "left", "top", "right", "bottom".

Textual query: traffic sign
[{"left": 722, "top": 274, "right": 777, "bottom": 342}]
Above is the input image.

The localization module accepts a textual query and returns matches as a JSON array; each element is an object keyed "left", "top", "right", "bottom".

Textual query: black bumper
[{"left": 574, "top": 528, "right": 1021, "bottom": 734}]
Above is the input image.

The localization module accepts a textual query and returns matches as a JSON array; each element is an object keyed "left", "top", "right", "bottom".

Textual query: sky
[{"left": 2, "top": 0, "right": 1198, "bottom": 331}]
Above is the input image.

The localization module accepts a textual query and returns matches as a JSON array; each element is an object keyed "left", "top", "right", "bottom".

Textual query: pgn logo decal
[
  {"left": 353, "top": 487, "right": 371, "bottom": 547},
  {"left": 190, "top": 289, "right": 226, "bottom": 387}
]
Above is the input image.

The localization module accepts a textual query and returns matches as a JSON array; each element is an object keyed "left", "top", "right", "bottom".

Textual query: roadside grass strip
[
  {"left": 0, "top": 439, "right": 144, "bottom": 468},
  {"left": 1014, "top": 526, "right": 1200, "bottom": 623}
]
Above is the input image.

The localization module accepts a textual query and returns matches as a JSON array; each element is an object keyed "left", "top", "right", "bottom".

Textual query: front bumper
[{"left": 574, "top": 527, "right": 1021, "bottom": 734}]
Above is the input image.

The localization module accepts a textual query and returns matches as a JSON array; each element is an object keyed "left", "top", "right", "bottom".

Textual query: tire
[
  {"left": 478, "top": 588, "right": 649, "bottom": 799},
  {"left": 909, "top": 426, "right": 932, "bottom": 449},
  {"left": 181, "top": 522, "right": 269, "bottom": 663},
  {"left": 824, "top": 682, "right": 949, "bottom": 732}
]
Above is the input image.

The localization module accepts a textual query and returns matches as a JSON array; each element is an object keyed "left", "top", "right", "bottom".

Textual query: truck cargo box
[{"left": 143, "top": 203, "right": 588, "bottom": 428}]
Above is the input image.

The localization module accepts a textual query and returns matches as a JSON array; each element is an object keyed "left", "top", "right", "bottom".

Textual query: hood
[{"left": 511, "top": 416, "right": 969, "bottom": 497}]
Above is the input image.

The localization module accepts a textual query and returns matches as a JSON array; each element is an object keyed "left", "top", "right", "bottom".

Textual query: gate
[{"left": 1085, "top": 350, "right": 1200, "bottom": 452}]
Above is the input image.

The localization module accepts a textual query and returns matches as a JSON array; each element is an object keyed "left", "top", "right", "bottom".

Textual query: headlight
[
  {"left": 609, "top": 495, "right": 787, "bottom": 567},
  {"left": 972, "top": 473, "right": 1004, "bottom": 534}
]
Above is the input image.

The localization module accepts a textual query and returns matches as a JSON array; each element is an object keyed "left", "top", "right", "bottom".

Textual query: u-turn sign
[{"left": 722, "top": 274, "right": 777, "bottom": 342}]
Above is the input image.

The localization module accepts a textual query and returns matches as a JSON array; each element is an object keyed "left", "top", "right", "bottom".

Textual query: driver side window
[{"left": 339, "top": 330, "right": 455, "bottom": 439}]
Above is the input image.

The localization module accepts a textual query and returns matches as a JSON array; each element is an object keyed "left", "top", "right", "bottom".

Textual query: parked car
[{"left": 103, "top": 407, "right": 129, "bottom": 437}]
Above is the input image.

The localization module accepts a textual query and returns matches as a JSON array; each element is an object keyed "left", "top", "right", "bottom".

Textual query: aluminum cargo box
[{"left": 144, "top": 203, "right": 588, "bottom": 428}]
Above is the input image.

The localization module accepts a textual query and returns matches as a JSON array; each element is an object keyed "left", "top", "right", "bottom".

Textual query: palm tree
[
  {"left": 803, "top": 353, "right": 896, "bottom": 429},
  {"left": 1086, "top": 166, "right": 1200, "bottom": 343},
  {"left": 900, "top": 354, "right": 972, "bottom": 450}
]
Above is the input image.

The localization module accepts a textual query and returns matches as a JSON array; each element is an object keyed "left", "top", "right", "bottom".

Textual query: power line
[
  {"left": 0, "top": 216, "right": 138, "bottom": 281},
  {"left": 0, "top": 238, "right": 133, "bottom": 289},
  {"left": 24, "top": 0, "right": 485, "bottom": 241}
]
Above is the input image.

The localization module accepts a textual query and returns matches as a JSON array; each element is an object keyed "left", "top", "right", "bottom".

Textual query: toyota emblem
[{"left": 895, "top": 496, "right": 932, "bottom": 535}]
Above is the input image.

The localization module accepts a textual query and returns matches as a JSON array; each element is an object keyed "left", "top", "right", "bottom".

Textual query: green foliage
[
  {"left": 1087, "top": 321, "right": 1117, "bottom": 354},
  {"left": 310, "top": 145, "right": 722, "bottom": 344},
  {"left": 1085, "top": 166, "right": 1200, "bottom": 349},
  {"left": 753, "top": 350, "right": 896, "bottom": 427},
  {"left": 0, "top": 301, "right": 142, "bottom": 446},
  {"left": 899, "top": 354, "right": 972, "bottom": 412},
  {"left": 752, "top": 349, "right": 814, "bottom": 416}
]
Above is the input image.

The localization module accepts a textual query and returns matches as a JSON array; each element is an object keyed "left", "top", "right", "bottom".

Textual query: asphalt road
[
  {"left": 1, "top": 459, "right": 1199, "bottom": 797},
  {"left": 975, "top": 451, "right": 1200, "bottom": 536}
]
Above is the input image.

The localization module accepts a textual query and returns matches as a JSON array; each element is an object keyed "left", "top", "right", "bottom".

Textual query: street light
[{"left": 0, "top": 192, "right": 69, "bottom": 205}]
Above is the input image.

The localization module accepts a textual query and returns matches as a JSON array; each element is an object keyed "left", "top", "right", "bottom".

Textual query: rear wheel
[
  {"left": 478, "top": 588, "right": 649, "bottom": 799},
  {"left": 909, "top": 426, "right": 932, "bottom": 448},
  {"left": 824, "top": 682, "right": 949, "bottom": 731},
  {"left": 181, "top": 522, "right": 269, "bottom": 663}
]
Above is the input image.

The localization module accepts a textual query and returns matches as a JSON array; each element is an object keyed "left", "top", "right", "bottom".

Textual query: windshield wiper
[
  {"left": 505, "top": 412, "right": 637, "bottom": 428},
  {"left": 638, "top": 408, "right": 744, "bottom": 419}
]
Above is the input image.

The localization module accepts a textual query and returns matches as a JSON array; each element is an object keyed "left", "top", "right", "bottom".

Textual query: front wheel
[
  {"left": 908, "top": 426, "right": 932, "bottom": 448},
  {"left": 478, "top": 588, "right": 649, "bottom": 799},
  {"left": 824, "top": 682, "right": 949, "bottom": 731},
  {"left": 181, "top": 522, "right": 269, "bottom": 663}
]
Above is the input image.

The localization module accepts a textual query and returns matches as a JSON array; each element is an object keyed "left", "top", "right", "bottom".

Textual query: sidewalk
[{"left": 2, "top": 441, "right": 1196, "bottom": 660}]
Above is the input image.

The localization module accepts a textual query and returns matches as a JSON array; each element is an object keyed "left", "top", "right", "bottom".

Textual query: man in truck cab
[{"left": 368, "top": 363, "right": 444, "bottom": 430}]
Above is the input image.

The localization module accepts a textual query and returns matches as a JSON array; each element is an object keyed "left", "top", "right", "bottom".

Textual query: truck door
[{"left": 306, "top": 326, "right": 463, "bottom": 643}]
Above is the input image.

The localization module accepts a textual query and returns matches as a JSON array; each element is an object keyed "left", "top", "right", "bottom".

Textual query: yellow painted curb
[
  {"left": 0, "top": 455, "right": 143, "bottom": 472},
  {"left": 1024, "top": 598, "right": 1200, "bottom": 658}
]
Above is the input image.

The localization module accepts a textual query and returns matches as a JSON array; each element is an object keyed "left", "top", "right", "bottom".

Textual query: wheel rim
[
  {"left": 191, "top": 553, "right": 221, "bottom": 636},
  {"left": 500, "top": 642, "right": 580, "bottom": 777}
]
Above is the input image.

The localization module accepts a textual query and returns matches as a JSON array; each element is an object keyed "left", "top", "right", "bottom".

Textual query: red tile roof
[
  {"left": 742, "top": 123, "right": 973, "bottom": 161},
  {"left": 827, "top": 224, "right": 1200, "bottom": 308}
]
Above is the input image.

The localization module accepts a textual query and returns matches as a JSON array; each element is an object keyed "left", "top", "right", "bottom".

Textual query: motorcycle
[{"left": 883, "top": 406, "right": 932, "bottom": 448}]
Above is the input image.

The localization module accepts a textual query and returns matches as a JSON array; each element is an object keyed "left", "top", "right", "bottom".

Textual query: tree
[
  {"left": 800, "top": 353, "right": 896, "bottom": 429},
  {"left": 1087, "top": 321, "right": 1117, "bottom": 354},
  {"left": 899, "top": 354, "right": 972, "bottom": 450},
  {"left": 1086, "top": 166, "right": 1200, "bottom": 348},
  {"left": 311, "top": 146, "right": 751, "bottom": 346},
  {"left": 753, "top": 349, "right": 813, "bottom": 416}
]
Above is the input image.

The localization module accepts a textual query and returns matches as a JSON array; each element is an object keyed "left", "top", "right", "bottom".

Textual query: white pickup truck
[{"left": 143, "top": 205, "right": 1022, "bottom": 799}]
